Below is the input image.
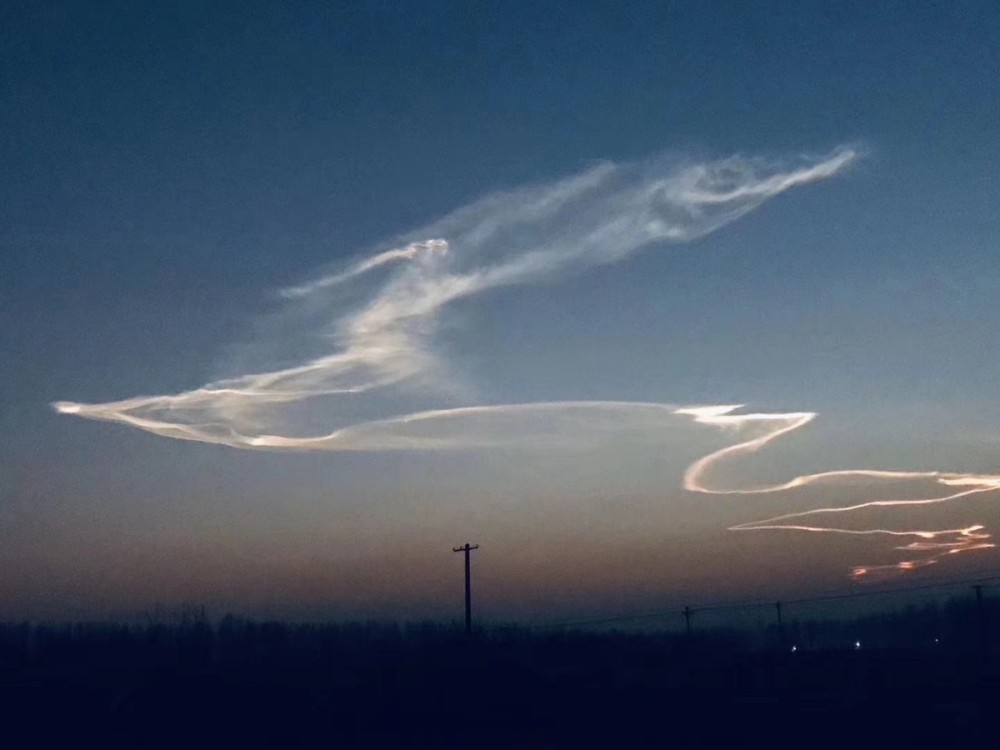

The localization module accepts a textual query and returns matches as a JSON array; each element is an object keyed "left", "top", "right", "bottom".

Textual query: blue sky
[{"left": 2, "top": 1, "right": 1000, "bottom": 622}]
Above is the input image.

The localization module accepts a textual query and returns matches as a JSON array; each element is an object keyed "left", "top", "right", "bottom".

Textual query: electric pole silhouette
[{"left": 453, "top": 543, "right": 479, "bottom": 635}]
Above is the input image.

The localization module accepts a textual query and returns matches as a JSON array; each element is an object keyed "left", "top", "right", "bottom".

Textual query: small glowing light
[
  {"left": 790, "top": 645, "right": 797, "bottom": 653},
  {"left": 934, "top": 638, "right": 940, "bottom": 644},
  {"left": 854, "top": 640, "right": 861, "bottom": 650}
]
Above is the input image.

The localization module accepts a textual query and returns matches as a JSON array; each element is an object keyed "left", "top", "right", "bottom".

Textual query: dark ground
[{"left": 1, "top": 619, "right": 998, "bottom": 747}]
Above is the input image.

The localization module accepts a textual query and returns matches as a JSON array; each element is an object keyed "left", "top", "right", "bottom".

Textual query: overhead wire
[{"left": 533, "top": 568, "right": 1000, "bottom": 630}]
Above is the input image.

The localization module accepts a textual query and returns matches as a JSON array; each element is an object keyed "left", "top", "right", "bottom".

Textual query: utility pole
[
  {"left": 775, "top": 601, "right": 784, "bottom": 649},
  {"left": 453, "top": 543, "right": 479, "bottom": 635},
  {"left": 683, "top": 606, "right": 692, "bottom": 636}
]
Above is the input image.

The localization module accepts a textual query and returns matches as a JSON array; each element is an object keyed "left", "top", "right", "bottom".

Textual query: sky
[{"left": 3, "top": 1, "right": 1000, "bottom": 624}]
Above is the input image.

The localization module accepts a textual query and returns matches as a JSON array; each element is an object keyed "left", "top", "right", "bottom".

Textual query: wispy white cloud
[
  {"left": 53, "top": 145, "right": 992, "bottom": 581},
  {"left": 54, "top": 146, "right": 858, "bottom": 448}
]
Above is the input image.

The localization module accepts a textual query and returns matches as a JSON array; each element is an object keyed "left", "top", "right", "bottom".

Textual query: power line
[{"left": 533, "top": 569, "right": 1000, "bottom": 630}]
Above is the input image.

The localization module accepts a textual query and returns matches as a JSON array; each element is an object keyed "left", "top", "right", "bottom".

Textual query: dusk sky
[{"left": 3, "top": 1, "right": 1000, "bottom": 624}]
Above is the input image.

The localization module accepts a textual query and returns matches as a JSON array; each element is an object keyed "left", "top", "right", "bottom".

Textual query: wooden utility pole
[{"left": 453, "top": 543, "right": 479, "bottom": 635}]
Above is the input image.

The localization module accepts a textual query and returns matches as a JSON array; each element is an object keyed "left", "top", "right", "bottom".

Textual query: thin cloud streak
[
  {"left": 678, "top": 405, "right": 999, "bottom": 581},
  {"left": 51, "top": 146, "right": 996, "bottom": 580},
  {"left": 55, "top": 146, "right": 858, "bottom": 448}
]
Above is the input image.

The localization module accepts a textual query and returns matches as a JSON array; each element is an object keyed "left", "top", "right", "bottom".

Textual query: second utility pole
[{"left": 453, "top": 543, "right": 479, "bottom": 635}]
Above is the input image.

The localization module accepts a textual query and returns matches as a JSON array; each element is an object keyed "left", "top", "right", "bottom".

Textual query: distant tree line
[{"left": 0, "top": 595, "right": 997, "bottom": 746}]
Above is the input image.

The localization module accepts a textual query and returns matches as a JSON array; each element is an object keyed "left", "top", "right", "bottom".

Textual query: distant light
[
  {"left": 854, "top": 640, "right": 861, "bottom": 650},
  {"left": 790, "top": 645, "right": 797, "bottom": 653},
  {"left": 934, "top": 638, "right": 940, "bottom": 644}
]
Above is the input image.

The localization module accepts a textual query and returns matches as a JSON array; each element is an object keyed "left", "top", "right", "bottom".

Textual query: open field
[{"left": 3, "top": 611, "right": 998, "bottom": 747}]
